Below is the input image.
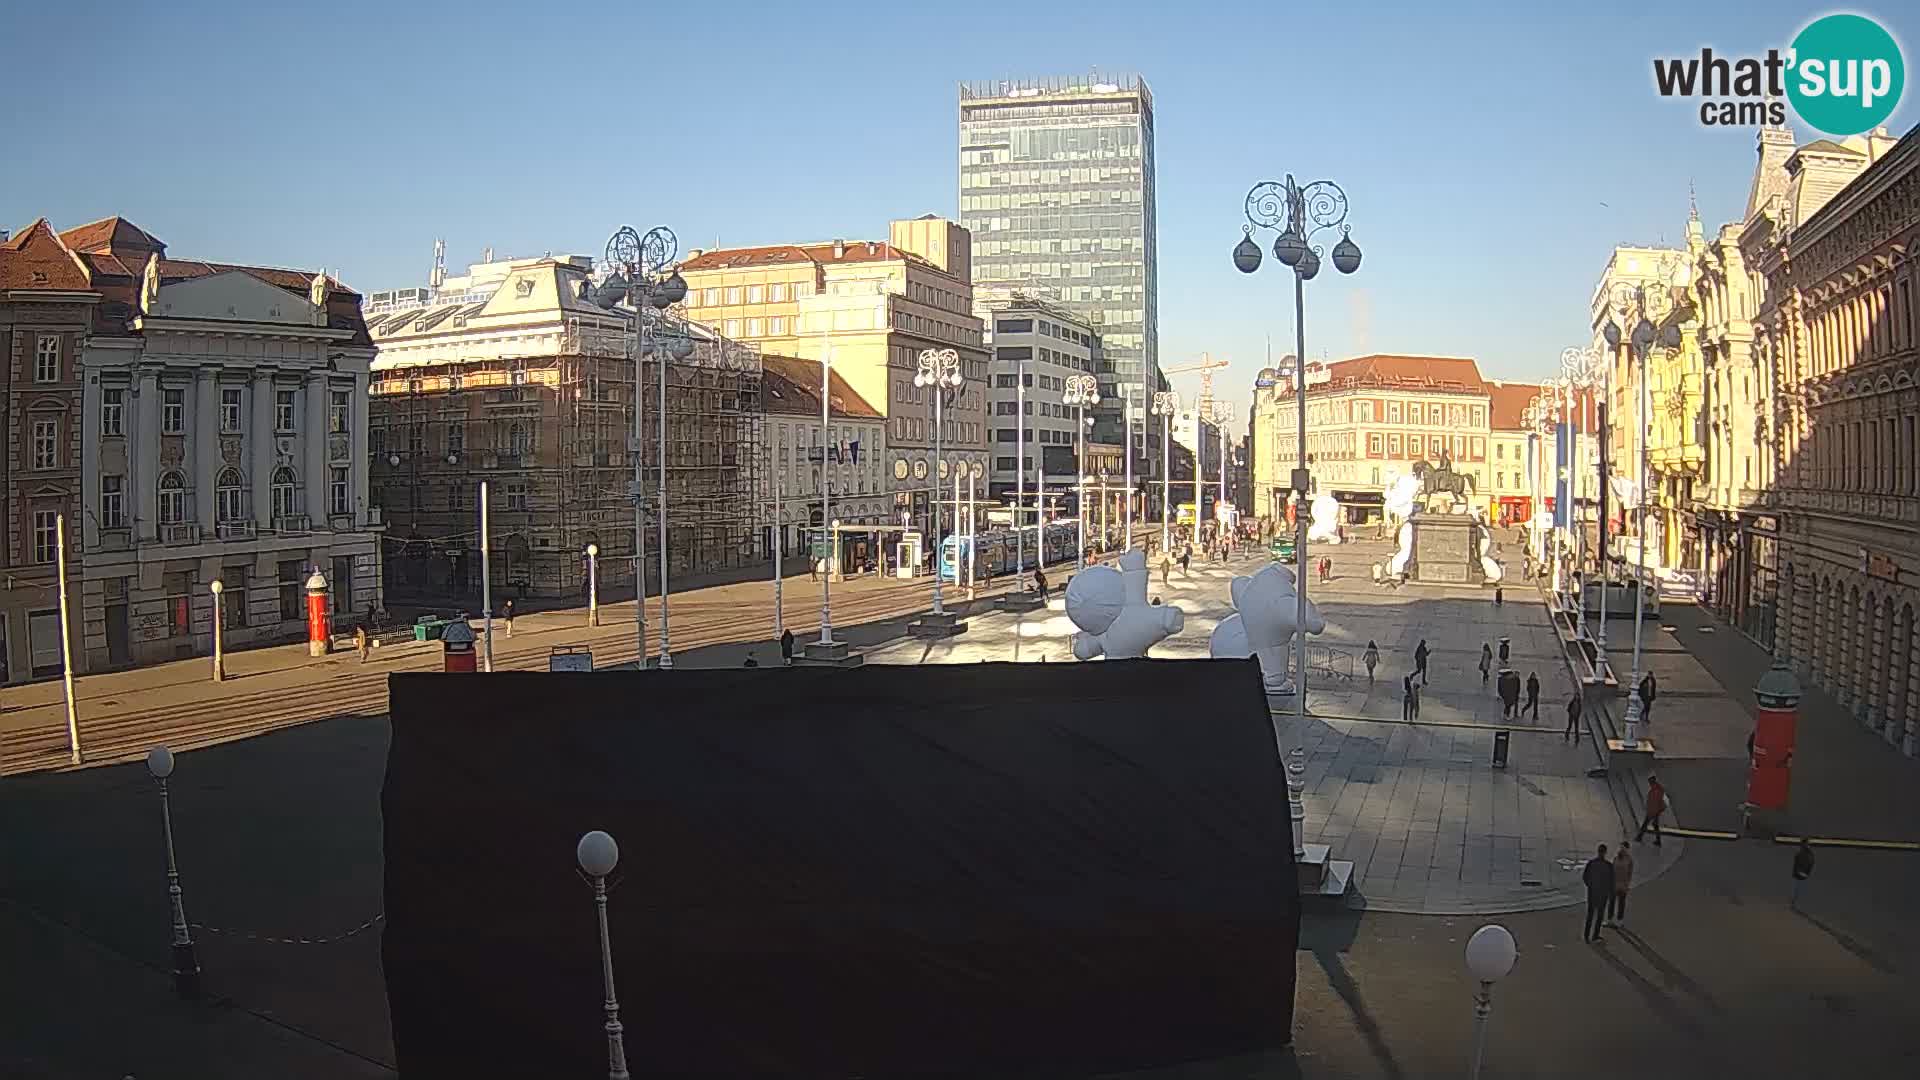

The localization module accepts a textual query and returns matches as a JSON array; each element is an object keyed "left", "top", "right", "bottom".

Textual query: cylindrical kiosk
[
  {"left": 305, "top": 569, "right": 332, "bottom": 657},
  {"left": 441, "top": 619, "right": 477, "bottom": 673},
  {"left": 1747, "top": 658, "right": 1801, "bottom": 814}
]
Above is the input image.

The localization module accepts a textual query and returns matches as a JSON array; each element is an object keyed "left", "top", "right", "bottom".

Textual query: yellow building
[
  {"left": 1247, "top": 355, "right": 1503, "bottom": 524},
  {"left": 678, "top": 218, "right": 991, "bottom": 538}
]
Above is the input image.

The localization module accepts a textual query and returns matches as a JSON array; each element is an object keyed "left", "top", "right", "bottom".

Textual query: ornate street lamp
[
  {"left": 599, "top": 225, "right": 687, "bottom": 669},
  {"left": 1601, "top": 276, "right": 1683, "bottom": 745},
  {"left": 1151, "top": 390, "right": 1180, "bottom": 554},
  {"left": 1233, "top": 173, "right": 1361, "bottom": 727},
  {"left": 1064, "top": 374, "right": 1100, "bottom": 569},
  {"left": 914, "top": 348, "right": 964, "bottom": 614}
]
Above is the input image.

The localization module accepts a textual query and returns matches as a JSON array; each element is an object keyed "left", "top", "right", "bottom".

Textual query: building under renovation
[{"left": 364, "top": 248, "right": 762, "bottom": 603}]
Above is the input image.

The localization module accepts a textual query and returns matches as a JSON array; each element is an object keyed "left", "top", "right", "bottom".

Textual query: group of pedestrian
[
  {"left": 1581, "top": 840, "right": 1637, "bottom": 942},
  {"left": 1316, "top": 555, "right": 1333, "bottom": 584}
]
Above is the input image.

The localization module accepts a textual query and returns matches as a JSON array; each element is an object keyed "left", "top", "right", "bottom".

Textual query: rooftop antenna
[
  {"left": 483, "top": 246, "right": 493, "bottom": 264},
  {"left": 429, "top": 238, "right": 446, "bottom": 290},
  {"left": 1688, "top": 181, "right": 1699, "bottom": 222}
]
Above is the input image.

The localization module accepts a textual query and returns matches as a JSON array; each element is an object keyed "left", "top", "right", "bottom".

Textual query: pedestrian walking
[
  {"left": 810, "top": 558, "right": 820, "bottom": 582},
  {"left": 502, "top": 599, "right": 515, "bottom": 638},
  {"left": 1634, "top": 774, "right": 1666, "bottom": 847},
  {"left": 1583, "top": 843, "right": 1615, "bottom": 942},
  {"left": 1638, "top": 672, "right": 1658, "bottom": 722},
  {"left": 1565, "top": 693, "right": 1583, "bottom": 740},
  {"left": 1034, "top": 567, "right": 1049, "bottom": 601},
  {"left": 1402, "top": 672, "right": 1421, "bottom": 721},
  {"left": 1179, "top": 547, "right": 1191, "bottom": 577},
  {"left": 1161, "top": 554, "right": 1172, "bottom": 586},
  {"left": 780, "top": 628, "right": 795, "bottom": 666},
  {"left": 1414, "top": 639, "right": 1430, "bottom": 685},
  {"left": 1498, "top": 637, "right": 1510, "bottom": 665},
  {"left": 1363, "top": 640, "right": 1379, "bottom": 682},
  {"left": 1497, "top": 669, "right": 1521, "bottom": 719},
  {"left": 1609, "top": 840, "right": 1634, "bottom": 926},
  {"left": 1479, "top": 643, "right": 1492, "bottom": 684},
  {"left": 355, "top": 624, "right": 369, "bottom": 663},
  {"left": 1790, "top": 838, "right": 1815, "bottom": 911}
]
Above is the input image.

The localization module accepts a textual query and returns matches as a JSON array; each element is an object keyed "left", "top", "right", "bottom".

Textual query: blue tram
[{"left": 940, "top": 524, "right": 1079, "bottom": 581}]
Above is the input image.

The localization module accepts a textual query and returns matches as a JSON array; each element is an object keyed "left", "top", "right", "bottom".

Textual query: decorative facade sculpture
[
  {"left": 1208, "top": 562, "right": 1326, "bottom": 695},
  {"left": 1066, "top": 548, "right": 1185, "bottom": 660}
]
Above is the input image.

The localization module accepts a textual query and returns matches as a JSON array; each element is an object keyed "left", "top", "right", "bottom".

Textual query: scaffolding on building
[{"left": 370, "top": 308, "right": 762, "bottom": 602}]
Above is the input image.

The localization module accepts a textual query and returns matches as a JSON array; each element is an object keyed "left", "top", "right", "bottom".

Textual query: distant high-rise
[{"left": 959, "top": 74, "right": 1159, "bottom": 462}]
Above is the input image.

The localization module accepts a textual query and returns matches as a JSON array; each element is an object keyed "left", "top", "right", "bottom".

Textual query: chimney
[
  {"left": 866, "top": 241, "right": 877, "bottom": 255},
  {"left": 832, "top": 239, "right": 845, "bottom": 258}
]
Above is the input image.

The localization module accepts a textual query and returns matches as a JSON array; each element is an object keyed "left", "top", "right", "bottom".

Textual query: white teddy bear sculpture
[
  {"left": 1207, "top": 562, "right": 1326, "bottom": 696},
  {"left": 1307, "top": 492, "right": 1342, "bottom": 545},
  {"left": 1066, "top": 548, "right": 1185, "bottom": 660}
]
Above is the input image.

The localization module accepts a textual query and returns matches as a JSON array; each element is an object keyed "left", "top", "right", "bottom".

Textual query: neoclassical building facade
[{"left": 1750, "top": 126, "right": 1918, "bottom": 756}]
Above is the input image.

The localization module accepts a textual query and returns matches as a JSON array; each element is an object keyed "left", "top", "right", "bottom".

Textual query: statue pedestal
[{"left": 1409, "top": 512, "right": 1478, "bottom": 585}]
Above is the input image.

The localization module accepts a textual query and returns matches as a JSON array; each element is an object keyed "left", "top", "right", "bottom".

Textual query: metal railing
[
  {"left": 273, "top": 513, "right": 312, "bottom": 534},
  {"left": 216, "top": 520, "right": 256, "bottom": 541},
  {"left": 159, "top": 522, "right": 201, "bottom": 545}
]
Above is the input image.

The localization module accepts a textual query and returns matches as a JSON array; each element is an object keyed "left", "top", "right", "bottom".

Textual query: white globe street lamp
[
  {"left": 1151, "top": 390, "right": 1180, "bottom": 554},
  {"left": 576, "top": 830, "right": 630, "bottom": 1079},
  {"left": 146, "top": 745, "right": 201, "bottom": 998},
  {"left": 1464, "top": 923, "right": 1518, "bottom": 1080},
  {"left": 208, "top": 578, "right": 225, "bottom": 682}
]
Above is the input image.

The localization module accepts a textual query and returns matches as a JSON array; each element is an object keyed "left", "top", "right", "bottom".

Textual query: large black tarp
[{"left": 383, "top": 659, "right": 1298, "bottom": 1078}]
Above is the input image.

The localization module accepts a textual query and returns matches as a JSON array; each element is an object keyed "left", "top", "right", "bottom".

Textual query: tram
[{"left": 939, "top": 524, "right": 1080, "bottom": 581}]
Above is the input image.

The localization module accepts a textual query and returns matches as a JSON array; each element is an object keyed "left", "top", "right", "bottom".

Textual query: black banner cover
[{"left": 383, "top": 659, "right": 1297, "bottom": 1077}]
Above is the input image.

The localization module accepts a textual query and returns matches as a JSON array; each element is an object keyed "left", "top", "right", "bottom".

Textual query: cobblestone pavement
[{"left": 864, "top": 540, "right": 1676, "bottom": 914}]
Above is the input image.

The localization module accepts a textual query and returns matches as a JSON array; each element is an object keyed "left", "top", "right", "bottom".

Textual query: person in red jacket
[{"left": 1634, "top": 775, "right": 1666, "bottom": 847}]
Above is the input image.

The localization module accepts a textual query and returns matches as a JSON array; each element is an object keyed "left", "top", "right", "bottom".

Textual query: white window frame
[
  {"left": 100, "top": 475, "right": 126, "bottom": 528},
  {"left": 275, "top": 389, "right": 297, "bottom": 433},
  {"left": 101, "top": 388, "right": 124, "bottom": 436},
  {"left": 329, "top": 467, "right": 350, "bottom": 515},
  {"left": 162, "top": 389, "right": 185, "bottom": 434},
  {"left": 220, "top": 388, "right": 243, "bottom": 433},
  {"left": 32, "top": 509, "right": 60, "bottom": 563},
  {"left": 158, "top": 471, "right": 187, "bottom": 524},
  {"left": 34, "top": 335, "right": 59, "bottom": 382},
  {"left": 31, "top": 418, "right": 58, "bottom": 469}
]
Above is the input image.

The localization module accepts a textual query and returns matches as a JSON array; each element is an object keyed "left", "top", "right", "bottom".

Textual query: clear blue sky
[{"left": 3, "top": 0, "right": 1912, "bottom": 416}]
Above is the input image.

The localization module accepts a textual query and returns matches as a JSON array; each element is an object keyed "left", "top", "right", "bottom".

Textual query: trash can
[{"left": 1492, "top": 730, "right": 1511, "bottom": 769}]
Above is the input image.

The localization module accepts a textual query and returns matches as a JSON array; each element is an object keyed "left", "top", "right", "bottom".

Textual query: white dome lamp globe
[{"left": 576, "top": 830, "right": 620, "bottom": 878}]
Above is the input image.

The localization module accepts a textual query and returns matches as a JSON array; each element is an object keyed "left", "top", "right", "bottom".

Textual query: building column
[
  {"left": 350, "top": 373, "right": 370, "bottom": 527},
  {"left": 1773, "top": 557, "right": 1794, "bottom": 662},
  {"left": 81, "top": 372, "right": 104, "bottom": 552},
  {"left": 1866, "top": 595, "right": 1888, "bottom": 732},
  {"left": 195, "top": 369, "right": 218, "bottom": 534},
  {"left": 1903, "top": 604, "right": 1920, "bottom": 757},
  {"left": 1882, "top": 600, "right": 1908, "bottom": 747},
  {"left": 136, "top": 369, "right": 160, "bottom": 542},
  {"left": 303, "top": 371, "right": 327, "bottom": 529},
  {"left": 251, "top": 369, "right": 274, "bottom": 528}
]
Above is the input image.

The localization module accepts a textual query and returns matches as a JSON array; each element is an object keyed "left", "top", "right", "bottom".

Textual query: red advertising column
[
  {"left": 1746, "top": 659, "right": 1802, "bottom": 812},
  {"left": 440, "top": 619, "right": 477, "bottom": 673},
  {"left": 305, "top": 570, "right": 332, "bottom": 657}
]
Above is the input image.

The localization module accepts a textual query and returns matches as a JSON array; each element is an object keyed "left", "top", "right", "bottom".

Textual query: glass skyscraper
[{"left": 958, "top": 74, "right": 1160, "bottom": 454}]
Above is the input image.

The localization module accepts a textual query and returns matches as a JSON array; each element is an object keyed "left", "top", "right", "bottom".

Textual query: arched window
[
  {"left": 507, "top": 423, "right": 530, "bottom": 457},
  {"left": 216, "top": 467, "right": 246, "bottom": 523},
  {"left": 158, "top": 471, "right": 187, "bottom": 524},
  {"left": 271, "top": 466, "right": 299, "bottom": 520}
]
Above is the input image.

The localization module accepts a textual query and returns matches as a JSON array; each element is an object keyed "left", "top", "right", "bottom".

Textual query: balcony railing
[
  {"left": 273, "top": 513, "right": 312, "bottom": 534},
  {"left": 159, "top": 522, "right": 201, "bottom": 545},
  {"left": 217, "top": 520, "right": 256, "bottom": 541}
]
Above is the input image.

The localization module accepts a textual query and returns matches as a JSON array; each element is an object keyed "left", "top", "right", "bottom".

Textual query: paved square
[{"left": 865, "top": 537, "right": 1679, "bottom": 913}]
